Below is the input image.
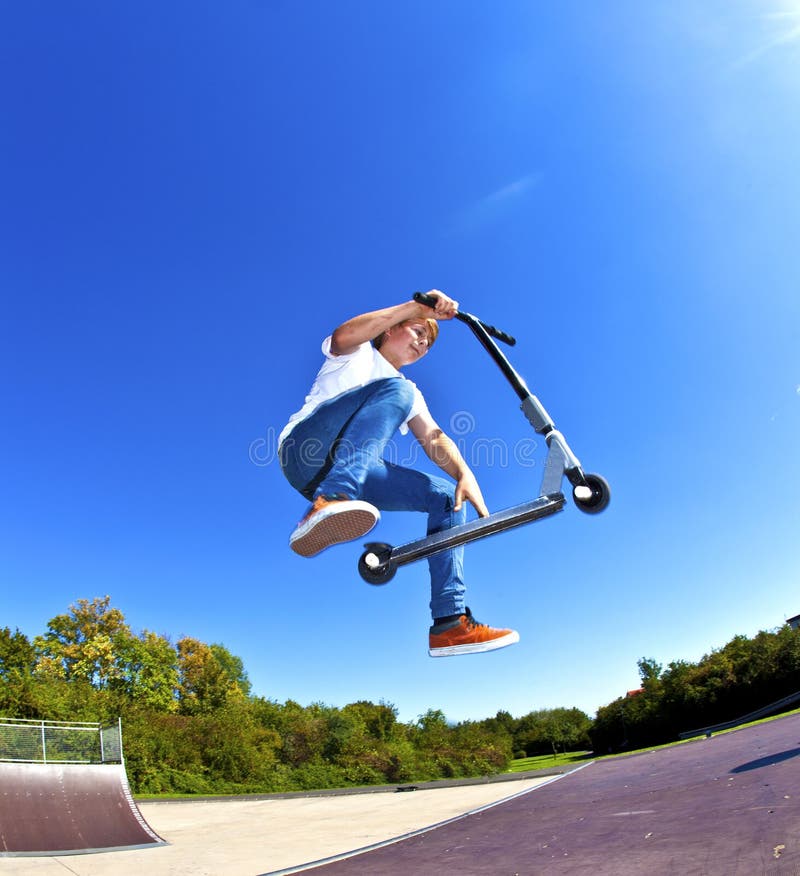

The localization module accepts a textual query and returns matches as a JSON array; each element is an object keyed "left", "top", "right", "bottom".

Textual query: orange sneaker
[
  {"left": 428, "top": 608, "right": 519, "bottom": 657},
  {"left": 289, "top": 494, "right": 379, "bottom": 557}
]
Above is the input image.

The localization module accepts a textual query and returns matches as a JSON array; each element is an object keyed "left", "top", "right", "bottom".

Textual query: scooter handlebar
[{"left": 413, "top": 292, "right": 516, "bottom": 346}]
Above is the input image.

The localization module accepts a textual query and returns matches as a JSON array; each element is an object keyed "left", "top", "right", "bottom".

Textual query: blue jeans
[{"left": 279, "top": 378, "right": 466, "bottom": 619}]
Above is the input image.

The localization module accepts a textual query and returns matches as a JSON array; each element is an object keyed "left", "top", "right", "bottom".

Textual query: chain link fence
[{"left": 0, "top": 718, "right": 123, "bottom": 764}]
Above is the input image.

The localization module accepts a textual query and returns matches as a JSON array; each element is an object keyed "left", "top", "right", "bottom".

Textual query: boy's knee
[
  {"left": 431, "top": 481, "right": 466, "bottom": 522},
  {"left": 385, "top": 377, "right": 415, "bottom": 404},
  {"left": 367, "top": 377, "right": 415, "bottom": 412},
  {"left": 452, "top": 499, "right": 467, "bottom": 525}
]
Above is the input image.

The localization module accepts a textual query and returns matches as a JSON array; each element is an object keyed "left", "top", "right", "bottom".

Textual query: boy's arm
[
  {"left": 409, "top": 411, "right": 489, "bottom": 517},
  {"left": 330, "top": 290, "right": 457, "bottom": 355}
]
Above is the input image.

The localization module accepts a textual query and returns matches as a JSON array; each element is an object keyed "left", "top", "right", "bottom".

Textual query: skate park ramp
[
  {"left": 0, "top": 761, "right": 166, "bottom": 855},
  {"left": 0, "top": 718, "right": 165, "bottom": 857}
]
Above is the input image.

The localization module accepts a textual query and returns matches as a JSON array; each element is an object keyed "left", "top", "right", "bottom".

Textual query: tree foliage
[
  {"left": 0, "top": 598, "right": 517, "bottom": 793},
  {"left": 475, "top": 706, "right": 592, "bottom": 759},
  {"left": 33, "top": 596, "right": 128, "bottom": 686},
  {"left": 176, "top": 638, "right": 249, "bottom": 716},
  {"left": 6, "top": 597, "right": 799, "bottom": 793},
  {"left": 591, "top": 625, "right": 800, "bottom": 753}
]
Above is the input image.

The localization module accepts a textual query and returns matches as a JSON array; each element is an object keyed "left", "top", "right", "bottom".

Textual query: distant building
[{"left": 788, "top": 615, "right": 800, "bottom": 631}]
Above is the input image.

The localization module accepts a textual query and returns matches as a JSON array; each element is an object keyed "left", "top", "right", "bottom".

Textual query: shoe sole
[
  {"left": 290, "top": 503, "right": 379, "bottom": 557},
  {"left": 428, "top": 630, "right": 520, "bottom": 657}
]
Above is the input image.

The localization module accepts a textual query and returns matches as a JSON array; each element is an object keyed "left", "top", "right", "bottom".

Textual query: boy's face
[{"left": 381, "top": 320, "right": 432, "bottom": 367}]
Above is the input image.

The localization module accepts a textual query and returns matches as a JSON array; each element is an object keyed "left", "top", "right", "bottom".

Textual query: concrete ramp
[{"left": 0, "top": 762, "right": 166, "bottom": 856}]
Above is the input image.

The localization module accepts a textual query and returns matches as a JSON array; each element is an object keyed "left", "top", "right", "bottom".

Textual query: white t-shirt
[{"left": 278, "top": 336, "right": 430, "bottom": 447}]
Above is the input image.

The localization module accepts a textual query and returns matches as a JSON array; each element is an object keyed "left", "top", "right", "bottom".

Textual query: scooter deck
[{"left": 389, "top": 492, "right": 565, "bottom": 568}]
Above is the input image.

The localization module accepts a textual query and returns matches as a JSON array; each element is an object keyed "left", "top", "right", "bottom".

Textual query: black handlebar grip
[
  {"left": 413, "top": 291, "right": 439, "bottom": 309},
  {"left": 413, "top": 291, "right": 516, "bottom": 346},
  {"left": 479, "top": 322, "right": 516, "bottom": 347}
]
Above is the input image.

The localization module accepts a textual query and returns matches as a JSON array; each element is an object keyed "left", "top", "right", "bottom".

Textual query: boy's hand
[
  {"left": 418, "top": 289, "right": 459, "bottom": 320},
  {"left": 454, "top": 471, "right": 489, "bottom": 518}
]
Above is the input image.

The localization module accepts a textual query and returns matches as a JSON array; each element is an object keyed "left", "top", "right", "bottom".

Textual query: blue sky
[{"left": 3, "top": 1, "right": 799, "bottom": 725}]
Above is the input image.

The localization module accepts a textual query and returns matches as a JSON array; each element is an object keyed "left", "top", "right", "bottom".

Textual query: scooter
[{"left": 357, "top": 292, "right": 610, "bottom": 585}]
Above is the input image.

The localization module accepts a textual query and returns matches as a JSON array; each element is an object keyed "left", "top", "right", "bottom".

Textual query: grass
[{"left": 506, "top": 751, "right": 592, "bottom": 772}]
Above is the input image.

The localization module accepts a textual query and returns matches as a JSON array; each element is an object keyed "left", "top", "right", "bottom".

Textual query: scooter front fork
[{"left": 521, "top": 395, "right": 589, "bottom": 495}]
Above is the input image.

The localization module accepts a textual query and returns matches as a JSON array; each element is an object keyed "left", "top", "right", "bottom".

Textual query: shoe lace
[{"left": 463, "top": 607, "right": 486, "bottom": 630}]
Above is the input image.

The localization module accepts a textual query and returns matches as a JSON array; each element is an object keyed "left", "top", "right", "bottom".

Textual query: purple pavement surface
[{"left": 290, "top": 712, "right": 800, "bottom": 875}]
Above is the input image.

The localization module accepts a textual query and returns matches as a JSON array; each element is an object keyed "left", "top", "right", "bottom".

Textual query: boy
[{"left": 279, "top": 290, "right": 518, "bottom": 657}]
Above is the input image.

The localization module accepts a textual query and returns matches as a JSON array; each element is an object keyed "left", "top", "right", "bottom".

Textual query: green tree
[
  {"left": 176, "top": 638, "right": 249, "bottom": 715},
  {"left": 511, "top": 708, "right": 591, "bottom": 757},
  {"left": 539, "top": 708, "right": 592, "bottom": 755},
  {"left": 638, "top": 657, "right": 663, "bottom": 690},
  {"left": 112, "top": 630, "right": 180, "bottom": 712},
  {"left": 415, "top": 708, "right": 448, "bottom": 742},
  {"left": 0, "top": 627, "right": 35, "bottom": 678},
  {"left": 209, "top": 644, "right": 251, "bottom": 698},
  {"left": 341, "top": 700, "right": 399, "bottom": 742},
  {"left": 0, "top": 628, "right": 36, "bottom": 716},
  {"left": 33, "top": 597, "right": 129, "bottom": 687}
]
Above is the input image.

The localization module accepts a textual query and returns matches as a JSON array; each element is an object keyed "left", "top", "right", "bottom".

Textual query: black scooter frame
[{"left": 358, "top": 293, "right": 609, "bottom": 585}]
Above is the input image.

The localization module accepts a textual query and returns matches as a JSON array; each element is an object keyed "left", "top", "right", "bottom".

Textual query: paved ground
[
  {"left": 0, "top": 774, "right": 556, "bottom": 875},
  {"left": 3, "top": 714, "right": 799, "bottom": 875}
]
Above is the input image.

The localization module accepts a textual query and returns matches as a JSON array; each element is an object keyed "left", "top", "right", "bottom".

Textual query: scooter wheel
[
  {"left": 358, "top": 543, "right": 397, "bottom": 586},
  {"left": 573, "top": 473, "right": 611, "bottom": 514}
]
